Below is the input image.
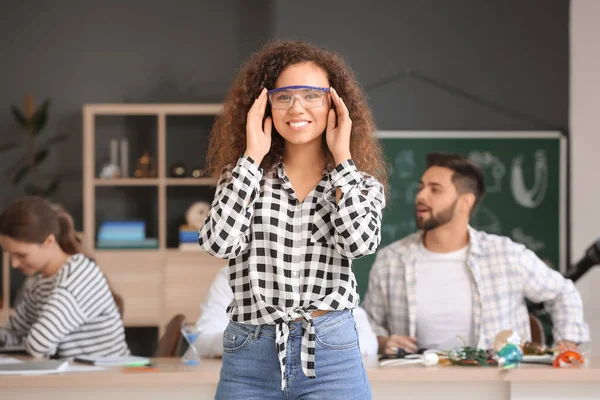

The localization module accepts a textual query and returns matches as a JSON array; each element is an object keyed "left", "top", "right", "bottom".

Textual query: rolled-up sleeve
[
  {"left": 329, "top": 160, "right": 385, "bottom": 259},
  {"left": 198, "top": 155, "right": 263, "bottom": 259},
  {"left": 520, "top": 249, "right": 590, "bottom": 344}
]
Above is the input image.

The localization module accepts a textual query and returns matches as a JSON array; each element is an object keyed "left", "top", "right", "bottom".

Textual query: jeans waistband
[{"left": 229, "top": 309, "right": 353, "bottom": 339}]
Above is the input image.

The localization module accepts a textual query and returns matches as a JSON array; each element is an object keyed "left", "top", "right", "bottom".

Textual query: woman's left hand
[{"left": 326, "top": 87, "right": 352, "bottom": 165}]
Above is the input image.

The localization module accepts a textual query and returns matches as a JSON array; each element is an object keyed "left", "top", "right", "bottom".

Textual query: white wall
[{"left": 570, "top": 0, "right": 600, "bottom": 348}]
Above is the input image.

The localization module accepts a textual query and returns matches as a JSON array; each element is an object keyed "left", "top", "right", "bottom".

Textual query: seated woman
[{"left": 0, "top": 196, "right": 130, "bottom": 358}]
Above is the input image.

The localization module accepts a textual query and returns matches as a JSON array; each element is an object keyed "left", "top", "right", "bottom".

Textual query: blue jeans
[{"left": 215, "top": 310, "right": 372, "bottom": 400}]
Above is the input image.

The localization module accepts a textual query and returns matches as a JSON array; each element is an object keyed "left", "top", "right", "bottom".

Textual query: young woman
[
  {"left": 0, "top": 196, "right": 130, "bottom": 358},
  {"left": 199, "top": 40, "right": 388, "bottom": 399}
]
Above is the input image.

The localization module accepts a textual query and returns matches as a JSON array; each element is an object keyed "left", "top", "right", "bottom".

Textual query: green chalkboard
[{"left": 354, "top": 131, "right": 566, "bottom": 300}]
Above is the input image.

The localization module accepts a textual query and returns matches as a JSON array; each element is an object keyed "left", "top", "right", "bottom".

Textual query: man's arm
[
  {"left": 361, "top": 249, "right": 391, "bottom": 340},
  {"left": 353, "top": 306, "right": 379, "bottom": 356},
  {"left": 195, "top": 266, "right": 233, "bottom": 358},
  {"left": 519, "top": 248, "right": 590, "bottom": 345}
]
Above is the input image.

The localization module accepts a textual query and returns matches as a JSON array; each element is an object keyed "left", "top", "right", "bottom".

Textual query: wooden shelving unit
[
  {"left": 82, "top": 104, "right": 227, "bottom": 332},
  {"left": 0, "top": 252, "right": 9, "bottom": 325}
]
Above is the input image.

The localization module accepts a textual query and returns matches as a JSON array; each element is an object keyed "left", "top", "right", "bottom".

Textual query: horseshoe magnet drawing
[{"left": 511, "top": 150, "right": 548, "bottom": 208}]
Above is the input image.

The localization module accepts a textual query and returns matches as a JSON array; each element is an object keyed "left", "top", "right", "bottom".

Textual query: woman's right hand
[
  {"left": 245, "top": 88, "right": 272, "bottom": 165},
  {"left": 0, "top": 327, "right": 18, "bottom": 347}
]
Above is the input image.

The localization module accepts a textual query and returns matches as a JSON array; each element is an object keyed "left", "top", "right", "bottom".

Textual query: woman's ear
[{"left": 43, "top": 234, "right": 56, "bottom": 247}]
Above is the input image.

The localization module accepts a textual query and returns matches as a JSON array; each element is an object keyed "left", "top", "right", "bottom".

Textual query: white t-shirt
[{"left": 415, "top": 243, "right": 475, "bottom": 350}]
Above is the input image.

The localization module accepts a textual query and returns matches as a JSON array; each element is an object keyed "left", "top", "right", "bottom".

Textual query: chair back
[
  {"left": 529, "top": 313, "right": 545, "bottom": 345},
  {"left": 155, "top": 314, "right": 186, "bottom": 357}
]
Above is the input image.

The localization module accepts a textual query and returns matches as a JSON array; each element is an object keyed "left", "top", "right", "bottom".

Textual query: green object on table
[
  {"left": 448, "top": 346, "right": 498, "bottom": 367},
  {"left": 496, "top": 343, "right": 524, "bottom": 370}
]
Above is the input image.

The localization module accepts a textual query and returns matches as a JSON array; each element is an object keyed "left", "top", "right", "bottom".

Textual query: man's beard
[{"left": 415, "top": 199, "right": 458, "bottom": 231}]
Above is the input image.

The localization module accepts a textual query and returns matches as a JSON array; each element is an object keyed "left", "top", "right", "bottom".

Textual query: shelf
[
  {"left": 166, "top": 178, "right": 217, "bottom": 186},
  {"left": 166, "top": 249, "right": 205, "bottom": 254},
  {"left": 95, "top": 178, "right": 159, "bottom": 186},
  {"left": 84, "top": 103, "right": 223, "bottom": 116},
  {"left": 83, "top": 103, "right": 224, "bottom": 335},
  {"left": 93, "top": 249, "right": 209, "bottom": 255},
  {"left": 94, "top": 178, "right": 216, "bottom": 186}
]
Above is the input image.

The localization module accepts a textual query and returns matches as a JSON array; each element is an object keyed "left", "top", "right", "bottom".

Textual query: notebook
[
  {"left": 73, "top": 355, "right": 150, "bottom": 367},
  {"left": 0, "top": 360, "right": 69, "bottom": 375},
  {"left": 0, "top": 344, "right": 27, "bottom": 354}
]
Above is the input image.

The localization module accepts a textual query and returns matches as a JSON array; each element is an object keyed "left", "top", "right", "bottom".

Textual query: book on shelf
[
  {"left": 98, "top": 220, "right": 146, "bottom": 241},
  {"left": 179, "top": 231, "right": 199, "bottom": 243},
  {"left": 179, "top": 224, "right": 200, "bottom": 244},
  {"left": 96, "top": 238, "right": 159, "bottom": 249}
]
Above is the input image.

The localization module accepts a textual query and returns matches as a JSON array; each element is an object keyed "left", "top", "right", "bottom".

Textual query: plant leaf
[
  {"left": 40, "top": 133, "right": 68, "bottom": 148},
  {"left": 11, "top": 149, "right": 49, "bottom": 185},
  {"left": 12, "top": 165, "right": 30, "bottom": 186},
  {"left": 31, "top": 98, "right": 51, "bottom": 135},
  {"left": 10, "top": 105, "right": 28, "bottom": 127},
  {"left": 24, "top": 184, "right": 43, "bottom": 196},
  {"left": 0, "top": 142, "right": 19, "bottom": 154},
  {"left": 43, "top": 178, "right": 60, "bottom": 197},
  {"left": 33, "top": 148, "right": 49, "bottom": 165}
]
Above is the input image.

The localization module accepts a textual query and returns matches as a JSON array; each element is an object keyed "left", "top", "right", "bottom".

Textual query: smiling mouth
[{"left": 287, "top": 121, "right": 311, "bottom": 130}]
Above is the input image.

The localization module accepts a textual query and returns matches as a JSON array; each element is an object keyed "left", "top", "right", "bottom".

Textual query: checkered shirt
[
  {"left": 362, "top": 227, "right": 590, "bottom": 349},
  {"left": 198, "top": 155, "right": 385, "bottom": 389}
]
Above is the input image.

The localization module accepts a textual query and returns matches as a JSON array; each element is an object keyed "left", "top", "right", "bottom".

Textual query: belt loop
[{"left": 253, "top": 324, "right": 262, "bottom": 340}]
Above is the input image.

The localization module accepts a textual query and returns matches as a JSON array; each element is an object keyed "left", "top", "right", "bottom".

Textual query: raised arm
[
  {"left": 198, "top": 156, "right": 263, "bottom": 258},
  {"left": 199, "top": 88, "right": 272, "bottom": 259},
  {"left": 329, "top": 161, "right": 385, "bottom": 259}
]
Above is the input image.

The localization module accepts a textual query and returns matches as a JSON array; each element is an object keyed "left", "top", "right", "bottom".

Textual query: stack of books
[
  {"left": 96, "top": 221, "right": 158, "bottom": 249},
  {"left": 179, "top": 225, "right": 201, "bottom": 251}
]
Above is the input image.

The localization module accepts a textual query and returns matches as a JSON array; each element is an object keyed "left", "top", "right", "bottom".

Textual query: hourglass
[{"left": 181, "top": 322, "right": 201, "bottom": 365}]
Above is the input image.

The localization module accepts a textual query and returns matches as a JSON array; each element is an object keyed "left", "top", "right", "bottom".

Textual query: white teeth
[{"left": 289, "top": 121, "right": 308, "bottom": 128}]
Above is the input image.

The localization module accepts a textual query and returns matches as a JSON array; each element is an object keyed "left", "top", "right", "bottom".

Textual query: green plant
[{"left": 0, "top": 95, "right": 67, "bottom": 197}]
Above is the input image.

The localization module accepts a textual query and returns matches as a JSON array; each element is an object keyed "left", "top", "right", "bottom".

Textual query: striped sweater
[{"left": 1, "top": 253, "right": 130, "bottom": 358}]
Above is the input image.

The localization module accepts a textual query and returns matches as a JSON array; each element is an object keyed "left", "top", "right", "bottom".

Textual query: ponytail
[
  {"left": 0, "top": 196, "right": 82, "bottom": 256},
  {"left": 53, "top": 205, "right": 81, "bottom": 255}
]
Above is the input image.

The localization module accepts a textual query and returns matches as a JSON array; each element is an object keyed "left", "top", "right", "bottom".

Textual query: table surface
[{"left": 0, "top": 356, "right": 598, "bottom": 389}]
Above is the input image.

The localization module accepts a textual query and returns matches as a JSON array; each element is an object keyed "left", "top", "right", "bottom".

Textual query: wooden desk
[{"left": 1, "top": 357, "right": 599, "bottom": 399}]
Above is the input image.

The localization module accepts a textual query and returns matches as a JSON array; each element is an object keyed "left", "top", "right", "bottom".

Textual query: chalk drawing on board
[
  {"left": 468, "top": 151, "right": 505, "bottom": 193},
  {"left": 511, "top": 227, "right": 545, "bottom": 252},
  {"left": 511, "top": 150, "right": 548, "bottom": 208},
  {"left": 393, "top": 150, "right": 416, "bottom": 180},
  {"left": 470, "top": 206, "right": 501, "bottom": 234}
]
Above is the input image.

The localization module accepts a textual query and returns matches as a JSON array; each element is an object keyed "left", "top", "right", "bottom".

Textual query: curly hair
[{"left": 206, "top": 40, "right": 389, "bottom": 193}]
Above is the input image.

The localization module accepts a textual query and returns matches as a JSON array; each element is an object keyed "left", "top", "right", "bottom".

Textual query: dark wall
[
  {"left": 0, "top": 0, "right": 273, "bottom": 225},
  {"left": 273, "top": 0, "right": 569, "bottom": 131},
  {"left": 0, "top": 0, "right": 568, "bottom": 228}
]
